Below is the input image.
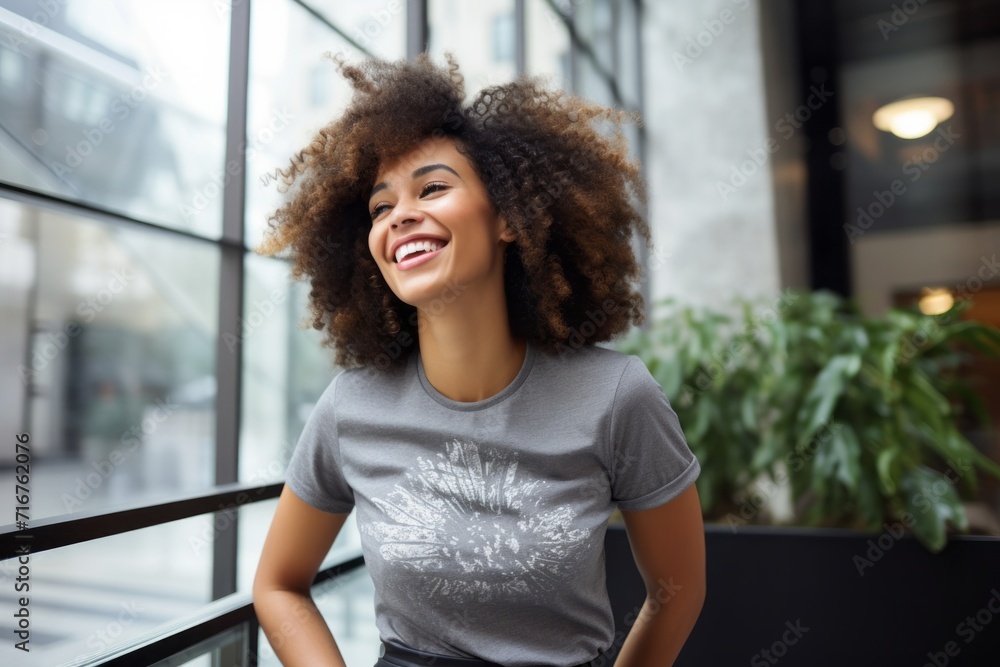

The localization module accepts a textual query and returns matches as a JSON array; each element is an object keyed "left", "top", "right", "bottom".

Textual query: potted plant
[
  {"left": 600, "top": 289, "right": 1000, "bottom": 665},
  {"left": 612, "top": 288, "right": 1000, "bottom": 552}
]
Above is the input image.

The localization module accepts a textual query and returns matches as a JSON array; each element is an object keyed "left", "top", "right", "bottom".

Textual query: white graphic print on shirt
[{"left": 361, "top": 439, "right": 589, "bottom": 604}]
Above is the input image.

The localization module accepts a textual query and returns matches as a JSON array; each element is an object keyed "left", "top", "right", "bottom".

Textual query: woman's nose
[{"left": 390, "top": 201, "right": 424, "bottom": 228}]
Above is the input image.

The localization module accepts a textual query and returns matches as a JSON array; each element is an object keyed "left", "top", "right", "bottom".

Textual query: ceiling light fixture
[
  {"left": 872, "top": 96, "right": 955, "bottom": 139},
  {"left": 918, "top": 287, "right": 954, "bottom": 316}
]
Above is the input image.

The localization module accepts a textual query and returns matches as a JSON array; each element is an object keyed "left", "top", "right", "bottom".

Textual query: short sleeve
[
  {"left": 609, "top": 356, "right": 701, "bottom": 511},
  {"left": 284, "top": 372, "right": 355, "bottom": 514}
]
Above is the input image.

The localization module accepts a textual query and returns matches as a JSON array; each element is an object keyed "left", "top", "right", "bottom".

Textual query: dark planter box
[{"left": 603, "top": 523, "right": 1000, "bottom": 666}]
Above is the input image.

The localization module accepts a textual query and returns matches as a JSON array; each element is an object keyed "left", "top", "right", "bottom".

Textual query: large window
[
  {"left": 0, "top": 2, "right": 645, "bottom": 665},
  {"left": 0, "top": 199, "right": 219, "bottom": 518},
  {"left": 0, "top": 1, "right": 230, "bottom": 237}
]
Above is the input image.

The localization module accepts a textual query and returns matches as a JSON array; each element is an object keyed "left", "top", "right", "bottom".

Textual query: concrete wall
[{"left": 640, "top": 0, "right": 798, "bottom": 315}]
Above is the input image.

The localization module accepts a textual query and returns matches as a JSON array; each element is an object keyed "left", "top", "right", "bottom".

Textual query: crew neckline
[{"left": 415, "top": 340, "right": 537, "bottom": 411}]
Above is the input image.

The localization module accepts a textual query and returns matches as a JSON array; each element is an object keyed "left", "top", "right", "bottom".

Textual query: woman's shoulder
[
  {"left": 536, "top": 341, "right": 638, "bottom": 381},
  {"left": 311, "top": 360, "right": 410, "bottom": 409}
]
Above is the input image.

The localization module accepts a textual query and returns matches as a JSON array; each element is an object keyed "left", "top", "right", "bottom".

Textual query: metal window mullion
[
  {"left": 408, "top": 0, "right": 428, "bottom": 58},
  {"left": 515, "top": 0, "right": 526, "bottom": 75},
  {"left": 213, "top": 0, "right": 251, "bottom": 603},
  {"left": 247, "top": 613, "right": 261, "bottom": 667},
  {"left": 610, "top": 0, "right": 620, "bottom": 85},
  {"left": 568, "top": 6, "right": 578, "bottom": 91},
  {"left": 634, "top": 0, "right": 650, "bottom": 318}
]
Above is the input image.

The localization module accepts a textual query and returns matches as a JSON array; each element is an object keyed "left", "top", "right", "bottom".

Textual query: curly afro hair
[{"left": 253, "top": 50, "right": 653, "bottom": 371}]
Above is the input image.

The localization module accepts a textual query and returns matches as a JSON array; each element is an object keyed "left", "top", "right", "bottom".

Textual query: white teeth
[{"left": 395, "top": 239, "right": 444, "bottom": 263}]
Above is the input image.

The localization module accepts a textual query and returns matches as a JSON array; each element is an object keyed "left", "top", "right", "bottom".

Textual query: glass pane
[
  {"left": 304, "top": 0, "right": 407, "bottom": 61},
  {"left": 573, "top": 0, "right": 616, "bottom": 107},
  {"left": 149, "top": 625, "right": 248, "bottom": 667},
  {"left": 0, "top": 1, "right": 230, "bottom": 237},
  {"left": 257, "top": 565, "right": 377, "bottom": 667},
  {"left": 575, "top": 0, "right": 615, "bottom": 76},
  {"left": 245, "top": 0, "right": 376, "bottom": 249},
  {"left": 842, "top": 45, "right": 982, "bottom": 234},
  {"left": 238, "top": 253, "right": 339, "bottom": 487},
  {"left": 0, "top": 197, "right": 219, "bottom": 520},
  {"left": 526, "top": 0, "right": 571, "bottom": 91},
  {"left": 0, "top": 515, "right": 213, "bottom": 666},
  {"left": 428, "top": 0, "right": 517, "bottom": 97},
  {"left": 615, "top": 0, "right": 641, "bottom": 109}
]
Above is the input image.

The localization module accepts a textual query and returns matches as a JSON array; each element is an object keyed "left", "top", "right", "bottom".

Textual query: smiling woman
[
  {"left": 251, "top": 51, "right": 705, "bottom": 667},
  {"left": 252, "top": 50, "right": 650, "bottom": 370}
]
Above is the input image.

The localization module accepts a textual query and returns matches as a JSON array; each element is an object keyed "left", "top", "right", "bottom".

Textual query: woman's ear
[{"left": 498, "top": 216, "right": 517, "bottom": 244}]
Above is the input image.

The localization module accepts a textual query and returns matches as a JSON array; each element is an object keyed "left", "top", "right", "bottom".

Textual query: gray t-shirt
[{"left": 285, "top": 340, "right": 701, "bottom": 667}]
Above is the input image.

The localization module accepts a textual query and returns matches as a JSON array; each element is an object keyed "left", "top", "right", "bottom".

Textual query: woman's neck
[{"left": 415, "top": 298, "right": 527, "bottom": 403}]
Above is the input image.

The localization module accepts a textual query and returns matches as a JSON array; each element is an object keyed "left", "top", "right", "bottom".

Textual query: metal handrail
[
  {"left": 61, "top": 552, "right": 366, "bottom": 667},
  {"left": 0, "top": 481, "right": 283, "bottom": 559}
]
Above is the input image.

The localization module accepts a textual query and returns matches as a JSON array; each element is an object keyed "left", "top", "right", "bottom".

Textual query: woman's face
[{"left": 367, "top": 135, "right": 514, "bottom": 309}]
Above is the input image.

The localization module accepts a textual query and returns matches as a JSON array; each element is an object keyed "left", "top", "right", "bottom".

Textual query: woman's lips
[{"left": 396, "top": 244, "right": 446, "bottom": 270}]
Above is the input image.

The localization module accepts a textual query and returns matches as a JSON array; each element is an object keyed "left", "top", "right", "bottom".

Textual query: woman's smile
[{"left": 396, "top": 242, "right": 447, "bottom": 270}]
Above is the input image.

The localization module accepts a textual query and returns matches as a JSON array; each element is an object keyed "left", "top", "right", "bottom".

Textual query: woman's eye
[
  {"left": 421, "top": 182, "right": 448, "bottom": 196},
  {"left": 370, "top": 183, "right": 449, "bottom": 221}
]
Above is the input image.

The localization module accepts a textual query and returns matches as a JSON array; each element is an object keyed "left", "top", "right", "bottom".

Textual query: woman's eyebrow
[{"left": 369, "top": 163, "right": 462, "bottom": 200}]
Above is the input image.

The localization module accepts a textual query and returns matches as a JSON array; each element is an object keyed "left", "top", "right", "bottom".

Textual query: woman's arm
[
  {"left": 615, "top": 483, "right": 706, "bottom": 667},
  {"left": 253, "top": 485, "right": 352, "bottom": 667}
]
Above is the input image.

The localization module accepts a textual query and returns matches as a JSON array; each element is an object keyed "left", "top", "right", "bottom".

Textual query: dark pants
[{"left": 373, "top": 638, "right": 613, "bottom": 667}]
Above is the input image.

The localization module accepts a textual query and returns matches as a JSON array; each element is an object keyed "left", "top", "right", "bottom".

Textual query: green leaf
[
  {"left": 855, "top": 464, "right": 885, "bottom": 530},
  {"left": 687, "top": 395, "right": 712, "bottom": 443},
  {"left": 946, "top": 426, "right": 1000, "bottom": 482},
  {"left": 740, "top": 393, "right": 757, "bottom": 432},
  {"left": 899, "top": 466, "right": 968, "bottom": 553},
  {"left": 796, "top": 354, "right": 861, "bottom": 445},
  {"left": 876, "top": 448, "right": 897, "bottom": 495},
  {"left": 933, "top": 321, "right": 1000, "bottom": 358},
  {"left": 829, "top": 425, "right": 862, "bottom": 492}
]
